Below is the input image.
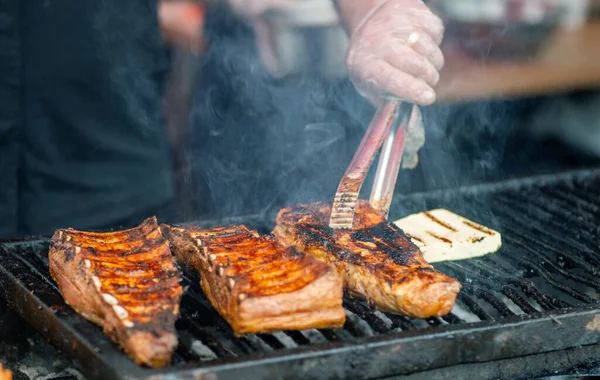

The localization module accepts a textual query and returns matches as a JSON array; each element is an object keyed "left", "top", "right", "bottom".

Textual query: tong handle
[
  {"left": 343, "top": 101, "right": 402, "bottom": 180},
  {"left": 369, "top": 103, "right": 416, "bottom": 217},
  {"left": 329, "top": 100, "right": 409, "bottom": 229}
]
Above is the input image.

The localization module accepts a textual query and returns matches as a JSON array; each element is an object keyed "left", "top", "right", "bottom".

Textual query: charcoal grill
[{"left": 3, "top": 168, "right": 600, "bottom": 380}]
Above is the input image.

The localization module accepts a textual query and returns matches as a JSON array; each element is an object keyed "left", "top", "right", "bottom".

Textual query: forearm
[{"left": 333, "top": 0, "right": 388, "bottom": 35}]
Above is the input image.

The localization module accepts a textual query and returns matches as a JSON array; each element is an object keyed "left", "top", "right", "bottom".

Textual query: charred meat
[
  {"left": 274, "top": 201, "right": 461, "bottom": 318},
  {"left": 162, "top": 224, "right": 345, "bottom": 335},
  {"left": 48, "top": 217, "right": 183, "bottom": 368}
]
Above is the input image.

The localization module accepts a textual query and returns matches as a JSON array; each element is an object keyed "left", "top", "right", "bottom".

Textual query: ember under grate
[{"left": 3, "top": 168, "right": 600, "bottom": 380}]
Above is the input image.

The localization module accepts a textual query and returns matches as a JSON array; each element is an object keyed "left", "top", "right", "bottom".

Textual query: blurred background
[
  {"left": 4, "top": 1, "right": 600, "bottom": 377},
  {"left": 160, "top": 0, "right": 600, "bottom": 224}
]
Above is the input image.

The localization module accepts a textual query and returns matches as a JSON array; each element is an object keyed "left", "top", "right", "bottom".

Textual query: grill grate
[{"left": 2, "top": 168, "right": 600, "bottom": 379}]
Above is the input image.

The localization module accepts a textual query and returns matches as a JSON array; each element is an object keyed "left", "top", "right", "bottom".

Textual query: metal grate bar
[
  {"left": 533, "top": 188, "right": 599, "bottom": 225},
  {"left": 457, "top": 293, "right": 493, "bottom": 321},
  {"left": 567, "top": 185, "right": 600, "bottom": 206},
  {"left": 463, "top": 284, "right": 516, "bottom": 317},
  {"left": 256, "top": 334, "right": 286, "bottom": 350},
  {"left": 343, "top": 299, "right": 390, "bottom": 334},
  {"left": 435, "top": 261, "right": 524, "bottom": 316},
  {"left": 525, "top": 190, "right": 600, "bottom": 248},
  {"left": 174, "top": 333, "right": 203, "bottom": 362},
  {"left": 502, "top": 243, "right": 594, "bottom": 304},
  {"left": 501, "top": 287, "right": 539, "bottom": 314},
  {"left": 425, "top": 318, "right": 444, "bottom": 327},
  {"left": 9, "top": 250, "right": 60, "bottom": 293},
  {"left": 286, "top": 330, "right": 313, "bottom": 346},
  {"left": 496, "top": 194, "right": 600, "bottom": 261},
  {"left": 503, "top": 223, "right": 600, "bottom": 276},
  {"left": 441, "top": 313, "right": 465, "bottom": 324},
  {"left": 520, "top": 280, "right": 569, "bottom": 310},
  {"left": 466, "top": 260, "right": 545, "bottom": 313},
  {"left": 541, "top": 186, "right": 600, "bottom": 217},
  {"left": 438, "top": 261, "right": 503, "bottom": 290},
  {"left": 507, "top": 234, "right": 600, "bottom": 292},
  {"left": 318, "top": 328, "right": 348, "bottom": 342},
  {"left": 178, "top": 304, "right": 248, "bottom": 357},
  {"left": 468, "top": 260, "right": 526, "bottom": 285},
  {"left": 339, "top": 316, "right": 367, "bottom": 338},
  {"left": 386, "top": 314, "right": 419, "bottom": 330}
]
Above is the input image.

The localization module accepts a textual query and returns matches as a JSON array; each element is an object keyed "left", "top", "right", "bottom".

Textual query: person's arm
[
  {"left": 333, "top": 0, "right": 387, "bottom": 36},
  {"left": 159, "top": 1, "right": 207, "bottom": 52}
]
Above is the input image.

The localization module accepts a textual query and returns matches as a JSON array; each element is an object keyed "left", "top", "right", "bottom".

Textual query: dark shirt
[{"left": 0, "top": 0, "right": 174, "bottom": 238}]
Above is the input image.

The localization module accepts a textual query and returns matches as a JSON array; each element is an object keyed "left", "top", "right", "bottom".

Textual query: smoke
[
  {"left": 178, "top": 2, "right": 566, "bottom": 225},
  {"left": 179, "top": 2, "right": 376, "bottom": 221},
  {"left": 529, "top": 91, "right": 600, "bottom": 157}
]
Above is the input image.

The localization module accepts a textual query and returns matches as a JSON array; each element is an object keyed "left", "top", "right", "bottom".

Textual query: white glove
[{"left": 346, "top": 0, "right": 445, "bottom": 105}]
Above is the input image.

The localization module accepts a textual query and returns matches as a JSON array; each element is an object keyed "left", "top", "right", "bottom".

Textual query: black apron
[{"left": 0, "top": 0, "right": 174, "bottom": 238}]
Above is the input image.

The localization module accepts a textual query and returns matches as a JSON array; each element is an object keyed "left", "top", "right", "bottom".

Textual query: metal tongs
[{"left": 329, "top": 100, "right": 420, "bottom": 229}]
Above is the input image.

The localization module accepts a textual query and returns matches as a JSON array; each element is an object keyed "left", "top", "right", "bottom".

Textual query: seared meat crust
[
  {"left": 162, "top": 224, "right": 345, "bottom": 335},
  {"left": 48, "top": 217, "right": 183, "bottom": 368},
  {"left": 274, "top": 201, "right": 461, "bottom": 318}
]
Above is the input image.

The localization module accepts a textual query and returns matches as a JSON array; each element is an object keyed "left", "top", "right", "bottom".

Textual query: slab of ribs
[{"left": 48, "top": 217, "right": 183, "bottom": 368}]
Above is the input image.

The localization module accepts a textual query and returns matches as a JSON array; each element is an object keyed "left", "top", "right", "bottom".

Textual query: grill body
[{"left": 2, "top": 168, "right": 600, "bottom": 380}]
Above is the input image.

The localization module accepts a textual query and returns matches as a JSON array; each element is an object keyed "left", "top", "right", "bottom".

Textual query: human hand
[{"left": 345, "top": 0, "right": 445, "bottom": 105}]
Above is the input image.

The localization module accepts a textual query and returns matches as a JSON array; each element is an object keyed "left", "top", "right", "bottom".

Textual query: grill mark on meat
[
  {"left": 463, "top": 220, "right": 495, "bottom": 236},
  {"left": 423, "top": 211, "right": 457, "bottom": 232},
  {"left": 48, "top": 217, "right": 183, "bottom": 368},
  {"left": 351, "top": 226, "right": 413, "bottom": 267}
]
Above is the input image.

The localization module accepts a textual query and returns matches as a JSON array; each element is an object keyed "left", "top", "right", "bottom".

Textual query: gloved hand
[{"left": 345, "top": 0, "right": 445, "bottom": 105}]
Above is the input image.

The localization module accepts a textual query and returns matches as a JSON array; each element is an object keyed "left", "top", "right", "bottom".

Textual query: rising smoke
[{"left": 180, "top": 2, "right": 557, "bottom": 225}]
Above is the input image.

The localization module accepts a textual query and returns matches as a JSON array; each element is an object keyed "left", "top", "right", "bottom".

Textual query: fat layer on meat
[
  {"left": 48, "top": 217, "right": 183, "bottom": 368},
  {"left": 273, "top": 201, "right": 461, "bottom": 318},
  {"left": 162, "top": 224, "right": 345, "bottom": 336}
]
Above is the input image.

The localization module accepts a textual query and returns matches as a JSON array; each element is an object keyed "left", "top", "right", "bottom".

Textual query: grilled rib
[
  {"left": 0, "top": 363, "right": 11, "bottom": 380},
  {"left": 48, "top": 217, "right": 183, "bottom": 368},
  {"left": 162, "top": 224, "right": 345, "bottom": 335},
  {"left": 273, "top": 201, "right": 461, "bottom": 318}
]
